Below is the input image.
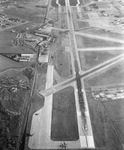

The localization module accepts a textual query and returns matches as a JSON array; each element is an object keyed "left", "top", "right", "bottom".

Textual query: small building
[
  {"left": 38, "top": 53, "right": 48, "bottom": 63},
  {"left": 19, "top": 54, "right": 36, "bottom": 62}
]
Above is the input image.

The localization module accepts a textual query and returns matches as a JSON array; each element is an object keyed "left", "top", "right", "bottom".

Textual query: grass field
[
  {"left": 85, "top": 90, "right": 123, "bottom": 150},
  {"left": 76, "top": 35, "right": 124, "bottom": 48},
  {"left": 61, "top": 8, "right": 68, "bottom": 29},
  {"left": 11, "top": 22, "right": 37, "bottom": 33},
  {"left": 103, "top": 100, "right": 124, "bottom": 122},
  {"left": 0, "top": 54, "right": 25, "bottom": 72},
  {"left": 0, "top": 30, "right": 16, "bottom": 52},
  {"left": 80, "top": 8, "right": 89, "bottom": 19},
  {"left": 35, "top": 63, "right": 48, "bottom": 91},
  {"left": 71, "top": 7, "right": 79, "bottom": 20},
  {"left": 51, "top": 86, "right": 79, "bottom": 141},
  {"left": 59, "top": 0, "right": 65, "bottom": 6},
  {"left": 55, "top": 7, "right": 68, "bottom": 29},
  {"left": 50, "top": 31, "right": 72, "bottom": 79},
  {"left": 51, "top": 0, "right": 58, "bottom": 7},
  {"left": 84, "top": 59, "right": 124, "bottom": 88},
  {"left": 74, "top": 21, "right": 90, "bottom": 30},
  {"left": 79, "top": 28, "right": 124, "bottom": 40},
  {"left": 3, "top": 1, "right": 46, "bottom": 23},
  {"left": 47, "top": 7, "right": 58, "bottom": 22},
  {"left": 79, "top": 0, "right": 89, "bottom": 6},
  {"left": 69, "top": 0, "right": 77, "bottom": 6},
  {"left": 79, "top": 50, "right": 124, "bottom": 71},
  {"left": 0, "top": 29, "right": 35, "bottom": 53},
  {"left": 53, "top": 50, "right": 72, "bottom": 78},
  {"left": 114, "top": 120, "right": 124, "bottom": 144}
]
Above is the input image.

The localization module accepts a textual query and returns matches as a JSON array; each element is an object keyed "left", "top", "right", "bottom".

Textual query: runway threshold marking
[
  {"left": 80, "top": 136, "right": 87, "bottom": 148},
  {"left": 87, "top": 136, "right": 95, "bottom": 148}
]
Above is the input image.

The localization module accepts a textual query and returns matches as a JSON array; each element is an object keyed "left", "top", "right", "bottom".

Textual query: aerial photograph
[{"left": 0, "top": 0, "right": 124, "bottom": 150}]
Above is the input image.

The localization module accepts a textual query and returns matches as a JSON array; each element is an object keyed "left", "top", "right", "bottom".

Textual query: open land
[
  {"left": 35, "top": 63, "right": 48, "bottom": 91},
  {"left": 0, "top": 67, "right": 34, "bottom": 149},
  {"left": 79, "top": 50, "right": 124, "bottom": 71},
  {"left": 51, "top": 86, "right": 79, "bottom": 141},
  {"left": 85, "top": 90, "right": 123, "bottom": 150},
  {"left": 76, "top": 35, "right": 124, "bottom": 48},
  {"left": 84, "top": 59, "right": 124, "bottom": 88},
  {"left": 0, "top": 54, "right": 25, "bottom": 72}
]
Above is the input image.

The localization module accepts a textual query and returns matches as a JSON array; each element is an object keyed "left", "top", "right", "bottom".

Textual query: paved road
[{"left": 78, "top": 47, "right": 124, "bottom": 51}]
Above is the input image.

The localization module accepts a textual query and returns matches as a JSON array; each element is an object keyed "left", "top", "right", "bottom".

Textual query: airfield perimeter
[{"left": 0, "top": 0, "right": 124, "bottom": 150}]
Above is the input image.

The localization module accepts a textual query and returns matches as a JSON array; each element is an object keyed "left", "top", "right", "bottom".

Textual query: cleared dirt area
[
  {"left": 79, "top": 50, "right": 124, "bottom": 71},
  {"left": 85, "top": 90, "right": 123, "bottom": 150},
  {"left": 51, "top": 86, "right": 79, "bottom": 141},
  {"left": 76, "top": 35, "right": 124, "bottom": 48},
  {"left": 84, "top": 59, "right": 124, "bottom": 88}
]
